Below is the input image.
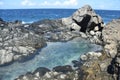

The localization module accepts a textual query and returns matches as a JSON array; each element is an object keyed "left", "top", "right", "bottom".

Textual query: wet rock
[
  {"left": 0, "top": 18, "right": 3, "bottom": 22},
  {"left": 72, "top": 60, "right": 82, "bottom": 67},
  {"left": 0, "top": 18, "right": 7, "bottom": 27},
  {"left": 53, "top": 65, "right": 73, "bottom": 73}
]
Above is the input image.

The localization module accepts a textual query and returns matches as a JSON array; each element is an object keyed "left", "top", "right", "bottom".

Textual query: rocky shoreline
[{"left": 0, "top": 5, "right": 120, "bottom": 80}]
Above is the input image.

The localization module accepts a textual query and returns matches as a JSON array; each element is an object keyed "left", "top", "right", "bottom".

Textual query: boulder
[{"left": 71, "top": 5, "right": 103, "bottom": 32}]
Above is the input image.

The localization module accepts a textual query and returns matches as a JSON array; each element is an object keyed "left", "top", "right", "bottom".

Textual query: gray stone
[
  {"left": 71, "top": 5, "right": 103, "bottom": 33},
  {"left": 80, "top": 32, "right": 87, "bottom": 38},
  {"left": 71, "top": 23, "right": 81, "bottom": 31},
  {"left": 62, "top": 17, "right": 73, "bottom": 26},
  {"left": 94, "top": 26, "right": 99, "bottom": 31},
  {"left": 102, "top": 19, "right": 120, "bottom": 58},
  {"left": 90, "top": 30, "right": 95, "bottom": 36},
  {"left": 80, "top": 54, "right": 88, "bottom": 61},
  {"left": 99, "top": 59, "right": 111, "bottom": 72},
  {"left": 116, "top": 57, "right": 120, "bottom": 64}
]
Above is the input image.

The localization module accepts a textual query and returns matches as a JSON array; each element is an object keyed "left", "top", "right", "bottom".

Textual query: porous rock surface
[{"left": 0, "top": 21, "right": 46, "bottom": 65}]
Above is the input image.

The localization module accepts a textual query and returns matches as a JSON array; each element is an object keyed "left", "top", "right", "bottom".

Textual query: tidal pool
[{"left": 0, "top": 38, "right": 102, "bottom": 80}]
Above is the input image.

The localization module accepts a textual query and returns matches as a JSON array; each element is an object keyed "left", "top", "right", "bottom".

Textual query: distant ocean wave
[{"left": 22, "top": 21, "right": 34, "bottom": 24}]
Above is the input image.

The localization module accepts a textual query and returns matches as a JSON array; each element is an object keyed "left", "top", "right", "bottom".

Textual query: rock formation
[
  {"left": 102, "top": 19, "right": 120, "bottom": 58},
  {"left": 15, "top": 5, "right": 106, "bottom": 80},
  {"left": 0, "top": 21, "right": 46, "bottom": 65},
  {"left": 1, "top": 4, "right": 120, "bottom": 80},
  {"left": 62, "top": 5, "right": 104, "bottom": 44},
  {"left": 62, "top": 5, "right": 104, "bottom": 32}
]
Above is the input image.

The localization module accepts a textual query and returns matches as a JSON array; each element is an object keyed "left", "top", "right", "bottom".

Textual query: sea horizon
[{"left": 0, "top": 8, "right": 120, "bottom": 11}]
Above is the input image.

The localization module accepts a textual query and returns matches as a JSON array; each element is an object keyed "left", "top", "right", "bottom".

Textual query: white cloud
[
  {"left": 21, "top": 0, "right": 36, "bottom": 6},
  {"left": 40, "top": 0, "right": 78, "bottom": 6},
  {"left": 21, "top": 0, "right": 78, "bottom": 7},
  {"left": 0, "top": 1, "right": 4, "bottom": 5}
]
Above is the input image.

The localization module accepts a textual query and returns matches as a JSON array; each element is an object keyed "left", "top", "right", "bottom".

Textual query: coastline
[{"left": 0, "top": 5, "right": 120, "bottom": 80}]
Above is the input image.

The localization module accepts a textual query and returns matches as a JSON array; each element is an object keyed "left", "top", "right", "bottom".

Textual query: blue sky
[{"left": 0, "top": 0, "right": 120, "bottom": 10}]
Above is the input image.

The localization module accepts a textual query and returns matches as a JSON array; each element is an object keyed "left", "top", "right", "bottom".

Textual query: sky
[{"left": 0, "top": 0, "right": 120, "bottom": 10}]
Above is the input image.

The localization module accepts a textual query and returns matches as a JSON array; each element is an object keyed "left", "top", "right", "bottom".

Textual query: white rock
[
  {"left": 87, "top": 52, "right": 102, "bottom": 57},
  {"left": 92, "top": 17, "right": 98, "bottom": 24},
  {"left": 34, "top": 77, "right": 39, "bottom": 80},
  {"left": 71, "top": 23, "right": 81, "bottom": 31},
  {"left": 94, "top": 26, "right": 99, "bottom": 31},
  {"left": 86, "top": 52, "right": 102, "bottom": 60},
  {"left": 23, "top": 76, "right": 27, "bottom": 80},
  {"left": 0, "top": 50, "right": 14, "bottom": 64},
  {"left": 80, "top": 54, "right": 88, "bottom": 61},
  {"left": 95, "top": 31, "right": 101, "bottom": 37},
  {"left": 60, "top": 74, "right": 66, "bottom": 79},
  {"left": 53, "top": 72, "right": 59, "bottom": 76},
  {"left": 80, "top": 32, "right": 87, "bottom": 38},
  {"left": 44, "top": 73, "right": 51, "bottom": 78},
  {"left": 104, "top": 43, "right": 117, "bottom": 58},
  {"left": 62, "top": 17, "right": 73, "bottom": 26},
  {"left": 90, "top": 30, "right": 95, "bottom": 36},
  {"left": 14, "top": 55, "right": 21, "bottom": 60},
  {"left": 12, "top": 46, "right": 35, "bottom": 54},
  {"left": 24, "top": 25, "right": 29, "bottom": 28}
]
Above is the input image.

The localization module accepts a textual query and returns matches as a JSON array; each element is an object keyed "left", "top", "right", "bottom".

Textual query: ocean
[{"left": 0, "top": 9, "right": 120, "bottom": 23}]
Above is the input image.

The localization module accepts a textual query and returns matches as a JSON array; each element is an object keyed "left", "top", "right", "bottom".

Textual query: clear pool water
[{"left": 0, "top": 38, "right": 102, "bottom": 80}]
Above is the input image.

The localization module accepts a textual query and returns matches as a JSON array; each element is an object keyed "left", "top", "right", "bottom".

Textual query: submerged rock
[{"left": 53, "top": 65, "right": 73, "bottom": 73}]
